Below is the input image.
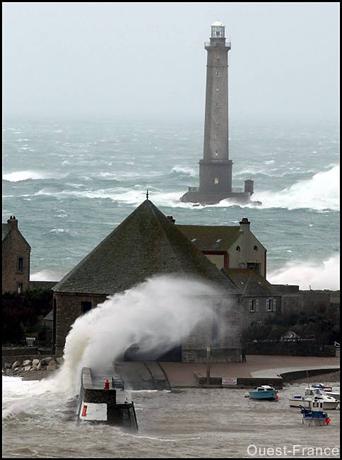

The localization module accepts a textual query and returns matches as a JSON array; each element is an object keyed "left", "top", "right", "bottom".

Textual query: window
[
  {"left": 18, "top": 257, "right": 24, "bottom": 272},
  {"left": 214, "top": 177, "right": 219, "bottom": 184},
  {"left": 81, "top": 302, "right": 92, "bottom": 314},
  {"left": 249, "top": 299, "right": 257, "bottom": 312},
  {"left": 266, "top": 298, "right": 274, "bottom": 312},
  {"left": 247, "top": 262, "right": 261, "bottom": 274},
  {"left": 253, "top": 245, "right": 258, "bottom": 251},
  {"left": 17, "top": 283, "right": 23, "bottom": 294},
  {"left": 236, "top": 246, "right": 241, "bottom": 252}
]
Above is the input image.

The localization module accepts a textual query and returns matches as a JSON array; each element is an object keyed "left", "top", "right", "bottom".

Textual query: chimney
[
  {"left": 7, "top": 215, "right": 18, "bottom": 230},
  {"left": 167, "top": 216, "right": 175, "bottom": 224},
  {"left": 239, "top": 217, "right": 250, "bottom": 231}
]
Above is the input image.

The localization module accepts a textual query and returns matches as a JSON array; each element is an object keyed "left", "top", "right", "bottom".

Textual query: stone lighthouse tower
[
  {"left": 181, "top": 22, "right": 256, "bottom": 205},
  {"left": 200, "top": 21, "right": 232, "bottom": 195}
]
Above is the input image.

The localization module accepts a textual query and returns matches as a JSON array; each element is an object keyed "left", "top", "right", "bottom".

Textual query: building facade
[
  {"left": 177, "top": 217, "right": 267, "bottom": 277},
  {"left": 52, "top": 200, "right": 242, "bottom": 361},
  {"left": 2, "top": 216, "right": 31, "bottom": 294}
]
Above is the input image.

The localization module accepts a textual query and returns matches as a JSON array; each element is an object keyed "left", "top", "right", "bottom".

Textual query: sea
[
  {"left": 2, "top": 377, "right": 340, "bottom": 458},
  {"left": 2, "top": 118, "right": 340, "bottom": 457},
  {"left": 2, "top": 117, "right": 340, "bottom": 289}
]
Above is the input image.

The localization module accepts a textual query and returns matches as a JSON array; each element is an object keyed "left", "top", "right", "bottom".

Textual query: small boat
[
  {"left": 76, "top": 367, "right": 138, "bottom": 431},
  {"left": 299, "top": 400, "right": 331, "bottom": 426},
  {"left": 311, "top": 384, "right": 340, "bottom": 401},
  {"left": 248, "top": 385, "right": 278, "bottom": 400},
  {"left": 289, "top": 387, "right": 339, "bottom": 410}
]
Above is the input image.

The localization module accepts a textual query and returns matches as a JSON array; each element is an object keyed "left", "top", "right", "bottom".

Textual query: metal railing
[{"left": 204, "top": 40, "right": 231, "bottom": 48}]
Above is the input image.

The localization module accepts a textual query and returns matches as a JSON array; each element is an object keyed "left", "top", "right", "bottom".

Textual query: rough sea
[
  {"left": 2, "top": 118, "right": 340, "bottom": 457},
  {"left": 2, "top": 377, "right": 340, "bottom": 458},
  {"left": 2, "top": 118, "right": 339, "bottom": 289}
]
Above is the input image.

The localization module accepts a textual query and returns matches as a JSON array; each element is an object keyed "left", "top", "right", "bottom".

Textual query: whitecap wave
[
  {"left": 30, "top": 270, "right": 65, "bottom": 282},
  {"left": 4, "top": 171, "right": 47, "bottom": 182},
  {"left": 252, "top": 164, "right": 339, "bottom": 211},
  {"left": 268, "top": 253, "right": 340, "bottom": 290},
  {"left": 3, "top": 170, "right": 65, "bottom": 182},
  {"left": 171, "top": 166, "right": 196, "bottom": 177}
]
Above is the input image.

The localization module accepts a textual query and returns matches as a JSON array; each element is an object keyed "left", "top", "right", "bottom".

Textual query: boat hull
[
  {"left": 289, "top": 398, "right": 339, "bottom": 410},
  {"left": 249, "top": 391, "right": 278, "bottom": 400}
]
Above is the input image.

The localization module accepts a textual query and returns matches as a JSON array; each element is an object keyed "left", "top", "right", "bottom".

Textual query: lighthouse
[{"left": 181, "top": 22, "right": 257, "bottom": 205}]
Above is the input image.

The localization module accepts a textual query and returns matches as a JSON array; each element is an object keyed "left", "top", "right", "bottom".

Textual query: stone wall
[
  {"left": 246, "top": 340, "right": 336, "bottom": 357},
  {"left": 54, "top": 292, "right": 107, "bottom": 355},
  {"left": 240, "top": 296, "right": 282, "bottom": 331}
]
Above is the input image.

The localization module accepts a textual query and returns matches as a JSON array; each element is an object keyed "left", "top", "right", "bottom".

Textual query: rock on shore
[{"left": 3, "top": 356, "right": 64, "bottom": 378}]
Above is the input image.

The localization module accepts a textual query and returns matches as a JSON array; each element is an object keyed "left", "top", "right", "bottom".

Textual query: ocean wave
[
  {"left": 30, "top": 269, "right": 65, "bottom": 282},
  {"left": 268, "top": 253, "right": 340, "bottom": 290},
  {"left": 3, "top": 170, "right": 65, "bottom": 182},
  {"left": 171, "top": 166, "right": 196, "bottom": 177},
  {"left": 252, "top": 164, "right": 339, "bottom": 211}
]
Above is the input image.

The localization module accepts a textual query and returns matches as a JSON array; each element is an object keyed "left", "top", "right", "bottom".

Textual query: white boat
[
  {"left": 289, "top": 386, "right": 339, "bottom": 410},
  {"left": 311, "top": 384, "right": 340, "bottom": 401}
]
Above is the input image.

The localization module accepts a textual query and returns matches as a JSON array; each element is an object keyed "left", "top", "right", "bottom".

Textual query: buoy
[
  {"left": 104, "top": 378, "right": 110, "bottom": 390},
  {"left": 81, "top": 404, "right": 87, "bottom": 417}
]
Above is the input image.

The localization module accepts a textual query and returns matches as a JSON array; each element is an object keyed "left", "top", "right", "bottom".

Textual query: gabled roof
[
  {"left": 177, "top": 225, "right": 241, "bottom": 251},
  {"left": 2, "top": 222, "right": 31, "bottom": 248},
  {"left": 222, "top": 268, "right": 278, "bottom": 297},
  {"left": 53, "top": 200, "right": 238, "bottom": 295},
  {"left": 2, "top": 224, "right": 10, "bottom": 241}
]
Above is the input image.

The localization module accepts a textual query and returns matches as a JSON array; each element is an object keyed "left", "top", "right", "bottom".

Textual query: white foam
[
  {"left": 268, "top": 253, "right": 340, "bottom": 290},
  {"left": 252, "top": 164, "right": 340, "bottom": 211},
  {"left": 171, "top": 166, "right": 196, "bottom": 177},
  {"left": 30, "top": 270, "right": 64, "bottom": 282},
  {"left": 3, "top": 171, "right": 47, "bottom": 182},
  {"left": 3, "top": 170, "right": 66, "bottom": 182}
]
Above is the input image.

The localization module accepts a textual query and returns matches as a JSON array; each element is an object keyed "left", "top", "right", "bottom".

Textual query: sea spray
[
  {"left": 268, "top": 253, "right": 340, "bottom": 290},
  {"left": 251, "top": 164, "right": 340, "bottom": 211},
  {"left": 53, "top": 275, "right": 226, "bottom": 396}
]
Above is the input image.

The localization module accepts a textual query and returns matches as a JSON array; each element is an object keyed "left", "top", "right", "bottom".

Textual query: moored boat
[
  {"left": 299, "top": 400, "right": 332, "bottom": 426},
  {"left": 289, "top": 386, "right": 339, "bottom": 410},
  {"left": 311, "top": 384, "right": 340, "bottom": 401},
  {"left": 248, "top": 385, "right": 278, "bottom": 400}
]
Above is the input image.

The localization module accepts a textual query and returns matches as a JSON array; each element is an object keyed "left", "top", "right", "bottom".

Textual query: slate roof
[
  {"left": 53, "top": 200, "right": 238, "bottom": 295},
  {"left": 2, "top": 224, "right": 10, "bottom": 241},
  {"left": 222, "top": 268, "right": 278, "bottom": 297},
  {"left": 177, "top": 225, "right": 241, "bottom": 251}
]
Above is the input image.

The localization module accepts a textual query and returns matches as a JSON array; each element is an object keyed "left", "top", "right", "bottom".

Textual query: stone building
[
  {"left": 52, "top": 199, "right": 242, "bottom": 361},
  {"left": 177, "top": 217, "right": 267, "bottom": 277},
  {"left": 2, "top": 216, "right": 31, "bottom": 294},
  {"left": 223, "top": 268, "right": 282, "bottom": 330}
]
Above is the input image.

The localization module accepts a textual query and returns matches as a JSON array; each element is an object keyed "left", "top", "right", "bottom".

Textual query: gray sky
[{"left": 3, "top": 2, "right": 340, "bottom": 121}]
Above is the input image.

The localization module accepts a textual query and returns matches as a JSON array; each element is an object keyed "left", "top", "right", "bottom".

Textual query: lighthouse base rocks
[{"left": 180, "top": 187, "right": 261, "bottom": 206}]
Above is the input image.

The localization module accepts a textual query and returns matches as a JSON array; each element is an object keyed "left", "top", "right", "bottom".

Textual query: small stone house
[
  {"left": 2, "top": 216, "right": 31, "bottom": 294},
  {"left": 53, "top": 200, "right": 242, "bottom": 362},
  {"left": 177, "top": 218, "right": 267, "bottom": 277},
  {"left": 222, "top": 268, "right": 282, "bottom": 331}
]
